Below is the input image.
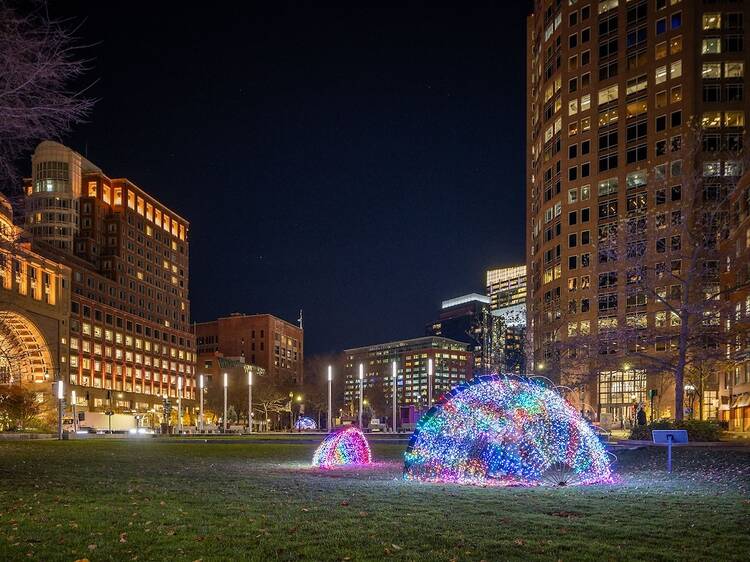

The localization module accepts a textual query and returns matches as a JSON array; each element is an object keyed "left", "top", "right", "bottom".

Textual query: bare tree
[
  {"left": 556, "top": 124, "right": 748, "bottom": 420},
  {"left": 0, "top": 1, "right": 95, "bottom": 191}
]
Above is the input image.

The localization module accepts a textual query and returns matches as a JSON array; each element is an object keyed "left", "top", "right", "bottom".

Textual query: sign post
[{"left": 652, "top": 429, "right": 688, "bottom": 473}]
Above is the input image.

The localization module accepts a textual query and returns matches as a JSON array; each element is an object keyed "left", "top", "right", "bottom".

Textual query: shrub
[{"left": 628, "top": 419, "right": 723, "bottom": 442}]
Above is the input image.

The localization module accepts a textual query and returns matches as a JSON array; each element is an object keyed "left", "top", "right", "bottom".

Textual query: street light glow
[
  {"left": 199, "top": 374, "right": 204, "bottom": 389},
  {"left": 327, "top": 365, "right": 332, "bottom": 382},
  {"left": 71, "top": 389, "right": 76, "bottom": 403},
  {"left": 56, "top": 380, "right": 64, "bottom": 400},
  {"left": 178, "top": 376, "right": 183, "bottom": 390},
  {"left": 223, "top": 372, "right": 228, "bottom": 388},
  {"left": 248, "top": 371, "right": 253, "bottom": 386},
  {"left": 359, "top": 363, "right": 363, "bottom": 380}
]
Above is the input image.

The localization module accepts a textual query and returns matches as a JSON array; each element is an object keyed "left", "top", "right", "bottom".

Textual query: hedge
[{"left": 629, "top": 419, "right": 723, "bottom": 442}]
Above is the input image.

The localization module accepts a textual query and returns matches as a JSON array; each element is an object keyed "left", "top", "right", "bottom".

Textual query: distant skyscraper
[
  {"left": 426, "top": 294, "right": 490, "bottom": 371},
  {"left": 486, "top": 266, "right": 528, "bottom": 373}
]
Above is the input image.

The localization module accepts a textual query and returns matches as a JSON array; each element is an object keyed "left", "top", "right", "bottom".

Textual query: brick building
[{"left": 196, "top": 313, "right": 303, "bottom": 385}]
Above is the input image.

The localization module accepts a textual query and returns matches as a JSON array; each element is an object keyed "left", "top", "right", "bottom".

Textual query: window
[
  {"left": 598, "top": 84, "right": 618, "bottom": 105},
  {"left": 655, "top": 42, "right": 667, "bottom": 60},
  {"left": 702, "top": 13, "right": 721, "bottom": 30},
  {"left": 627, "top": 170, "right": 647, "bottom": 189},
  {"left": 702, "top": 38, "right": 721, "bottom": 54},
  {"left": 670, "top": 85, "right": 682, "bottom": 104},
  {"left": 655, "top": 65, "right": 667, "bottom": 84},
  {"left": 670, "top": 11, "right": 681, "bottom": 29},
  {"left": 670, "top": 60, "right": 682, "bottom": 79},
  {"left": 725, "top": 62, "right": 744, "bottom": 78},
  {"left": 670, "top": 35, "right": 682, "bottom": 55},
  {"left": 725, "top": 111, "right": 745, "bottom": 127},
  {"left": 702, "top": 112, "right": 722, "bottom": 128},
  {"left": 598, "top": 178, "right": 618, "bottom": 196},
  {"left": 656, "top": 18, "right": 666, "bottom": 35},
  {"left": 671, "top": 110, "right": 682, "bottom": 128}
]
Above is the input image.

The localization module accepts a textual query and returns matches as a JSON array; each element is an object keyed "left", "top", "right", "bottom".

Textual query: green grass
[{"left": 0, "top": 440, "right": 748, "bottom": 561}]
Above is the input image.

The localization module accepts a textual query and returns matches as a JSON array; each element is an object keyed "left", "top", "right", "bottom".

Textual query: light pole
[
  {"left": 427, "top": 357, "right": 433, "bottom": 409},
  {"left": 199, "top": 374, "right": 204, "bottom": 432},
  {"left": 71, "top": 389, "right": 77, "bottom": 433},
  {"left": 327, "top": 365, "right": 332, "bottom": 432},
  {"left": 56, "top": 379, "right": 64, "bottom": 440},
  {"left": 177, "top": 376, "right": 183, "bottom": 433},
  {"left": 223, "top": 372, "right": 228, "bottom": 433},
  {"left": 358, "top": 363, "right": 364, "bottom": 428},
  {"left": 392, "top": 360, "right": 398, "bottom": 433},
  {"left": 685, "top": 383, "right": 696, "bottom": 420},
  {"left": 247, "top": 370, "right": 253, "bottom": 433}
]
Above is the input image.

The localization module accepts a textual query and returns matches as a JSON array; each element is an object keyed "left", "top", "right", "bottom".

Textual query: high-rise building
[
  {"left": 721, "top": 171, "right": 750, "bottom": 431},
  {"left": 9, "top": 141, "right": 196, "bottom": 426},
  {"left": 487, "top": 265, "right": 527, "bottom": 311},
  {"left": 196, "top": 313, "right": 304, "bottom": 385},
  {"left": 426, "top": 293, "right": 490, "bottom": 371},
  {"left": 526, "top": 2, "right": 749, "bottom": 422},
  {"left": 486, "top": 266, "right": 528, "bottom": 373},
  {"left": 343, "top": 336, "right": 473, "bottom": 417}
]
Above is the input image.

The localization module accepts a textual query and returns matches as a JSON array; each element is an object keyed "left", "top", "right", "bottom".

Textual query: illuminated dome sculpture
[
  {"left": 295, "top": 416, "right": 317, "bottom": 431},
  {"left": 404, "top": 375, "right": 612, "bottom": 486},
  {"left": 312, "top": 426, "right": 372, "bottom": 468}
]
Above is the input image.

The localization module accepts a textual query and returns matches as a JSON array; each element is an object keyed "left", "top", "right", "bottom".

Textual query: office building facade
[
  {"left": 2, "top": 141, "right": 197, "bottom": 427},
  {"left": 526, "top": 1, "right": 749, "bottom": 421},
  {"left": 343, "top": 336, "right": 473, "bottom": 414}
]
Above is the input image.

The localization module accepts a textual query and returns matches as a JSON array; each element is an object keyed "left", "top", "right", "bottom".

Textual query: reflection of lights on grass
[{"left": 404, "top": 375, "right": 613, "bottom": 487}]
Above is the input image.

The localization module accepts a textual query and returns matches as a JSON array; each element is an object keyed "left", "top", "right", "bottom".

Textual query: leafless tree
[
  {"left": 0, "top": 1, "right": 95, "bottom": 192},
  {"left": 555, "top": 124, "right": 748, "bottom": 420}
]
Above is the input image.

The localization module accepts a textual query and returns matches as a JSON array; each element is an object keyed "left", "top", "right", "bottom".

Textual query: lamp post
[
  {"left": 247, "top": 370, "right": 253, "bottom": 433},
  {"left": 177, "top": 376, "right": 183, "bottom": 433},
  {"left": 56, "top": 379, "right": 64, "bottom": 440},
  {"left": 199, "top": 374, "right": 204, "bottom": 432},
  {"left": 392, "top": 360, "right": 397, "bottom": 433},
  {"left": 71, "top": 389, "right": 77, "bottom": 433},
  {"left": 223, "top": 372, "right": 228, "bottom": 433},
  {"left": 427, "top": 358, "right": 433, "bottom": 409},
  {"left": 327, "top": 365, "right": 332, "bottom": 432},
  {"left": 685, "top": 383, "right": 696, "bottom": 420},
  {"left": 359, "top": 363, "right": 365, "bottom": 429}
]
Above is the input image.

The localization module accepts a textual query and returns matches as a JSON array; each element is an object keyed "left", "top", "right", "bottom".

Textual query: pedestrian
[{"left": 637, "top": 405, "right": 647, "bottom": 426}]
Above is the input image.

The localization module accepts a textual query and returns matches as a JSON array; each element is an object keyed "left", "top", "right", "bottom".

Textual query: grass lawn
[{"left": 0, "top": 440, "right": 748, "bottom": 561}]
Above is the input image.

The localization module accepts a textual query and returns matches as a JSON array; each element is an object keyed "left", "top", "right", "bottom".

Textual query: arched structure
[
  {"left": 295, "top": 416, "right": 317, "bottom": 430},
  {"left": 404, "top": 375, "right": 613, "bottom": 486},
  {"left": 312, "top": 426, "right": 372, "bottom": 468},
  {"left": 0, "top": 311, "right": 53, "bottom": 385}
]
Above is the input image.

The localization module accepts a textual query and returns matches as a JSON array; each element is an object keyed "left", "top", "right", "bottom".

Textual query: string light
[
  {"left": 404, "top": 375, "right": 613, "bottom": 486},
  {"left": 295, "top": 416, "right": 317, "bottom": 431},
  {"left": 312, "top": 426, "right": 372, "bottom": 468}
]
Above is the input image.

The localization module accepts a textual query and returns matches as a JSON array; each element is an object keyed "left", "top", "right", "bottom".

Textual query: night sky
[{"left": 49, "top": 1, "right": 530, "bottom": 355}]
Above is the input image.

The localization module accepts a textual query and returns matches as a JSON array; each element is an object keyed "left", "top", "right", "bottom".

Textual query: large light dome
[{"left": 404, "top": 375, "right": 613, "bottom": 486}]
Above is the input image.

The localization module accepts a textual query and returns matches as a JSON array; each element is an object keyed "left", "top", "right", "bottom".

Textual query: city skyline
[{"left": 44, "top": 1, "right": 531, "bottom": 355}]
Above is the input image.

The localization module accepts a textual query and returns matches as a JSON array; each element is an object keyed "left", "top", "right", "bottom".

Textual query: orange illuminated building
[{"left": 20, "top": 141, "right": 196, "bottom": 422}]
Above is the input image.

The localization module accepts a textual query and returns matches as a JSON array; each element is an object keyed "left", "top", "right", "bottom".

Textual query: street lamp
[
  {"left": 199, "top": 374, "right": 204, "bottom": 432},
  {"left": 427, "top": 358, "right": 433, "bottom": 409},
  {"left": 56, "top": 379, "right": 64, "bottom": 440},
  {"left": 327, "top": 365, "right": 332, "bottom": 432},
  {"left": 177, "top": 376, "right": 183, "bottom": 433},
  {"left": 247, "top": 370, "right": 253, "bottom": 434},
  {"left": 392, "top": 360, "right": 397, "bottom": 433},
  {"left": 223, "top": 372, "right": 228, "bottom": 433},
  {"left": 71, "top": 389, "right": 77, "bottom": 433},
  {"left": 685, "top": 383, "right": 697, "bottom": 420},
  {"left": 359, "top": 363, "right": 365, "bottom": 429}
]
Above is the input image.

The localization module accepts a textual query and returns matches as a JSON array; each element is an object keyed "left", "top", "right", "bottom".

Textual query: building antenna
[{"left": 298, "top": 309, "right": 303, "bottom": 330}]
